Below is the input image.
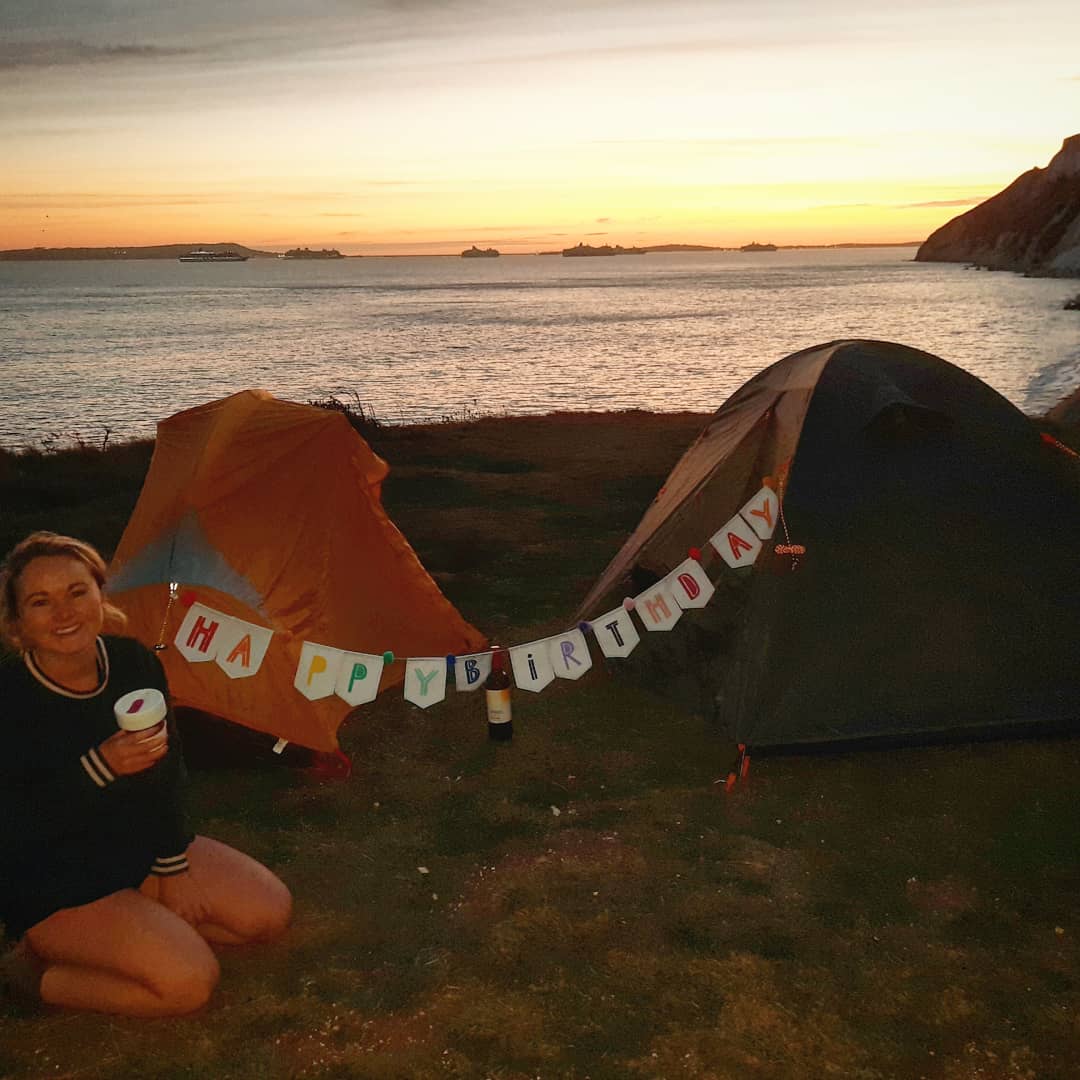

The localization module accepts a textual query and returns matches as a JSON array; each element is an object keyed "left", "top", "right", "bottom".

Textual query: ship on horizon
[
  {"left": 279, "top": 247, "right": 345, "bottom": 259},
  {"left": 178, "top": 249, "right": 249, "bottom": 263}
]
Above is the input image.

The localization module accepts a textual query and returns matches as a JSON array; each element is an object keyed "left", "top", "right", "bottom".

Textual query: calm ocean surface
[{"left": 1, "top": 247, "right": 1078, "bottom": 448}]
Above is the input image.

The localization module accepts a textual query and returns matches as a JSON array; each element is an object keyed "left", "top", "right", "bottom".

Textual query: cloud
[{"left": 0, "top": 41, "right": 193, "bottom": 71}]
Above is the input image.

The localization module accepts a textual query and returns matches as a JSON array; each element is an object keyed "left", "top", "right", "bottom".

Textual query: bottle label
[{"left": 486, "top": 688, "right": 512, "bottom": 726}]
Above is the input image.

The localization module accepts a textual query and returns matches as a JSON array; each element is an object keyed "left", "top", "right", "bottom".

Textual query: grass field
[{"left": 1, "top": 408, "right": 1078, "bottom": 1079}]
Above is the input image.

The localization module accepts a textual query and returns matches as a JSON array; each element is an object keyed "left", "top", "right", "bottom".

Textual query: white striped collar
[{"left": 24, "top": 637, "right": 110, "bottom": 699}]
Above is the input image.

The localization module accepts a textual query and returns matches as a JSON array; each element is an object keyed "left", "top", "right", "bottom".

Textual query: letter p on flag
[{"left": 294, "top": 642, "right": 344, "bottom": 701}]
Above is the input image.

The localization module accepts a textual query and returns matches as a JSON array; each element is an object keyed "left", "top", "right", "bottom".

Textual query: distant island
[
  {"left": 562, "top": 243, "right": 647, "bottom": 257},
  {"left": 0, "top": 243, "right": 275, "bottom": 261},
  {"left": 461, "top": 246, "right": 500, "bottom": 258},
  {"left": 739, "top": 242, "right": 778, "bottom": 252},
  {"left": 280, "top": 247, "right": 345, "bottom": 259}
]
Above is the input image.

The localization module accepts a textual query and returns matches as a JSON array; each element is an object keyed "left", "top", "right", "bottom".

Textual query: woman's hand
[
  {"left": 96, "top": 721, "right": 168, "bottom": 776},
  {"left": 155, "top": 870, "right": 213, "bottom": 928}
]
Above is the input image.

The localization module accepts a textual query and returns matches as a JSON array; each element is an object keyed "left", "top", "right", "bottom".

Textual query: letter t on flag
[{"left": 592, "top": 606, "right": 640, "bottom": 658}]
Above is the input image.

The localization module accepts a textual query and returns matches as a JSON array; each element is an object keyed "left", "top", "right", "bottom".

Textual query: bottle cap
[{"left": 114, "top": 688, "right": 168, "bottom": 731}]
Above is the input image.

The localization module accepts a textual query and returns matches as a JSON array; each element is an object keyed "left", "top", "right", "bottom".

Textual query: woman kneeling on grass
[{"left": 0, "top": 532, "right": 292, "bottom": 1016}]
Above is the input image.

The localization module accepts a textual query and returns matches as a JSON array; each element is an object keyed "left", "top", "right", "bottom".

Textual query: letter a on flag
[
  {"left": 710, "top": 514, "right": 763, "bottom": 569},
  {"left": 215, "top": 616, "right": 273, "bottom": 679}
]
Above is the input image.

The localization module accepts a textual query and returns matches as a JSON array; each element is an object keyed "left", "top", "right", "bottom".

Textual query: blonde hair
[{"left": 0, "top": 531, "right": 127, "bottom": 651}]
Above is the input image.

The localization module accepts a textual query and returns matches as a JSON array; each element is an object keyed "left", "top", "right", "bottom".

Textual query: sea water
[{"left": 1, "top": 247, "right": 1077, "bottom": 447}]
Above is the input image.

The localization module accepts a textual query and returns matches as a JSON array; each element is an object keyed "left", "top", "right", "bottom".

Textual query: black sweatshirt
[{"left": 0, "top": 635, "right": 194, "bottom": 940}]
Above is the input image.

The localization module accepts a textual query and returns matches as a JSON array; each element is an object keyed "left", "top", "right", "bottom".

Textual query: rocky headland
[{"left": 916, "top": 134, "right": 1080, "bottom": 277}]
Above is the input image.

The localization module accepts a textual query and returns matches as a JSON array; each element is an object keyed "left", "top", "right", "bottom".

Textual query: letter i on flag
[{"left": 509, "top": 641, "right": 555, "bottom": 692}]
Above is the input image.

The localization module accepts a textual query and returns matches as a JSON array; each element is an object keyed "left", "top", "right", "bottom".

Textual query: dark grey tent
[{"left": 579, "top": 339, "right": 1080, "bottom": 749}]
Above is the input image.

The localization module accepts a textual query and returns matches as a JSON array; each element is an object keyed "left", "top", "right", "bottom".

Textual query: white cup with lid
[{"left": 114, "top": 688, "right": 168, "bottom": 732}]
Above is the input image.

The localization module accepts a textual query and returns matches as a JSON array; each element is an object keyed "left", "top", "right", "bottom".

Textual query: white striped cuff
[
  {"left": 80, "top": 746, "right": 116, "bottom": 788},
  {"left": 151, "top": 853, "right": 190, "bottom": 876}
]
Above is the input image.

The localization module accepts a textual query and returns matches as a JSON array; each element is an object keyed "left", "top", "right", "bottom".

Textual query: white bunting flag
[
  {"left": 710, "top": 513, "right": 763, "bottom": 569},
  {"left": 740, "top": 485, "right": 780, "bottom": 540},
  {"left": 404, "top": 657, "right": 447, "bottom": 709},
  {"left": 509, "top": 640, "right": 555, "bottom": 692},
  {"left": 548, "top": 628, "right": 592, "bottom": 680},
  {"left": 632, "top": 583, "right": 683, "bottom": 632},
  {"left": 175, "top": 602, "right": 227, "bottom": 663},
  {"left": 335, "top": 651, "right": 385, "bottom": 706},
  {"left": 592, "top": 606, "right": 641, "bottom": 658},
  {"left": 214, "top": 616, "right": 273, "bottom": 679},
  {"left": 455, "top": 651, "right": 493, "bottom": 692},
  {"left": 294, "top": 641, "right": 344, "bottom": 701},
  {"left": 666, "top": 557, "right": 715, "bottom": 610}
]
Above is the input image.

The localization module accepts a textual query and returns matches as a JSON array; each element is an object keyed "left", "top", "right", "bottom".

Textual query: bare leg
[
  {"left": 26, "top": 890, "right": 219, "bottom": 1017},
  {"left": 151, "top": 835, "right": 293, "bottom": 946}
]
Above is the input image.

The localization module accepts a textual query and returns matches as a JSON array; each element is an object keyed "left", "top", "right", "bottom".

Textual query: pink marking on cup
[{"left": 128, "top": 698, "right": 144, "bottom": 714}]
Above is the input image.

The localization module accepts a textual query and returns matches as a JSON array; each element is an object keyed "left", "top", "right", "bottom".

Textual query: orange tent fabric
[{"left": 108, "top": 390, "right": 486, "bottom": 751}]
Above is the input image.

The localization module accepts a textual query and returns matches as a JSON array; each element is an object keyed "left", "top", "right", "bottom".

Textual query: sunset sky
[{"left": 2, "top": 0, "right": 1078, "bottom": 255}]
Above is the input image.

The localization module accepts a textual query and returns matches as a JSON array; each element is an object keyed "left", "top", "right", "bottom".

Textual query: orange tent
[{"left": 108, "top": 390, "right": 486, "bottom": 751}]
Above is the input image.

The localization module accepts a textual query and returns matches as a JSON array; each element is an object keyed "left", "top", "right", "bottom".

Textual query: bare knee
[
  {"left": 152, "top": 950, "right": 220, "bottom": 1015},
  {"left": 251, "top": 878, "right": 292, "bottom": 942}
]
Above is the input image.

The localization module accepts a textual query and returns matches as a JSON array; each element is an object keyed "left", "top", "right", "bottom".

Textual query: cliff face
[{"left": 915, "top": 135, "right": 1080, "bottom": 276}]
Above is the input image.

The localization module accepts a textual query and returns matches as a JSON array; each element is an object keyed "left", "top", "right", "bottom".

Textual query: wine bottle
[{"left": 485, "top": 648, "right": 512, "bottom": 741}]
